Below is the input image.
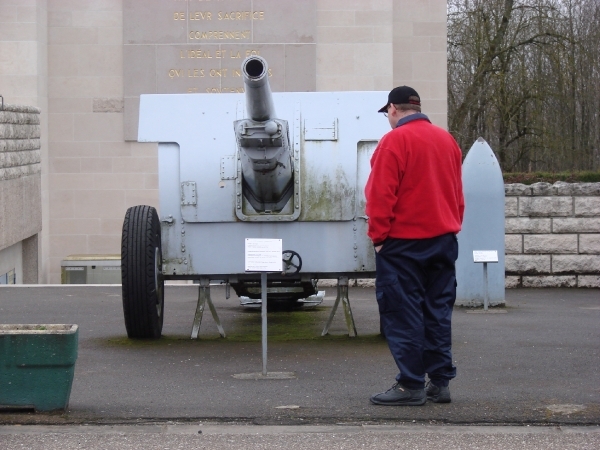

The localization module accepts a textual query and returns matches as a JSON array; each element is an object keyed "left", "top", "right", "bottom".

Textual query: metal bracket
[
  {"left": 321, "top": 277, "right": 357, "bottom": 337},
  {"left": 181, "top": 181, "right": 197, "bottom": 206},
  {"left": 190, "top": 278, "right": 226, "bottom": 339},
  {"left": 304, "top": 118, "right": 338, "bottom": 141},
  {"left": 220, "top": 155, "right": 237, "bottom": 180}
]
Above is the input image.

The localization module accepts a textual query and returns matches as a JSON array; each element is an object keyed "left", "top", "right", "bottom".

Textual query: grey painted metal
[
  {"left": 240, "top": 290, "right": 324, "bottom": 307},
  {"left": 142, "top": 85, "right": 388, "bottom": 280},
  {"left": 261, "top": 272, "right": 267, "bottom": 376},
  {"left": 456, "top": 138, "right": 506, "bottom": 306},
  {"left": 483, "top": 263, "right": 489, "bottom": 310},
  {"left": 235, "top": 57, "right": 294, "bottom": 215},
  {"left": 190, "top": 278, "right": 226, "bottom": 339},
  {"left": 242, "top": 56, "right": 276, "bottom": 122},
  {"left": 321, "top": 277, "right": 357, "bottom": 337}
]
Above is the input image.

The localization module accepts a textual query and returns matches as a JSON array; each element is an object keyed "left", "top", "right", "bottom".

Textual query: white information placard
[
  {"left": 473, "top": 250, "right": 498, "bottom": 263},
  {"left": 245, "top": 238, "right": 282, "bottom": 272}
]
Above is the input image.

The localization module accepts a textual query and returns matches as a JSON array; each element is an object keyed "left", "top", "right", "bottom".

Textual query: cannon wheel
[{"left": 121, "top": 205, "right": 164, "bottom": 338}]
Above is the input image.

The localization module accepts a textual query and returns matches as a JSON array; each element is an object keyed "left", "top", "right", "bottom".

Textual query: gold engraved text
[
  {"left": 186, "top": 87, "right": 246, "bottom": 94},
  {"left": 206, "top": 87, "right": 245, "bottom": 93},
  {"left": 169, "top": 69, "right": 206, "bottom": 78},
  {"left": 179, "top": 49, "right": 259, "bottom": 59},
  {"left": 181, "top": 50, "right": 217, "bottom": 58},
  {"left": 175, "top": 11, "right": 263, "bottom": 21},
  {"left": 217, "top": 11, "right": 264, "bottom": 20},
  {"left": 188, "top": 69, "right": 204, "bottom": 77},
  {"left": 169, "top": 68, "right": 271, "bottom": 79},
  {"left": 189, "top": 11, "right": 212, "bottom": 20},
  {"left": 189, "top": 30, "right": 251, "bottom": 40},
  {"left": 210, "top": 69, "right": 227, "bottom": 77}
]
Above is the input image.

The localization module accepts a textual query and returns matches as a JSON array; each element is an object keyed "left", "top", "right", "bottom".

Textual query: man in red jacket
[{"left": 365, "top": 86, "right": 464, "bottom": 406}]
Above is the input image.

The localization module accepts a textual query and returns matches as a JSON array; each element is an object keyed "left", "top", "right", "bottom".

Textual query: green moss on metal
[{"left": 300, "top": 165, "right": 354, "bottom": 221}]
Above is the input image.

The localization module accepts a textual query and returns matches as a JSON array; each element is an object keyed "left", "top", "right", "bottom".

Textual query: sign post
[
  {"left": 244, "top": 238, "right": 282, "bottom": 376},
  {"left": 472, "top": 250, "right": 499, "bottom": 311}
]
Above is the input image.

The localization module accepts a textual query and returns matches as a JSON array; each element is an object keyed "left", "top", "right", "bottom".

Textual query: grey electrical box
[{"left": 61, "top": 255, "right": 121, "bottom": 284}]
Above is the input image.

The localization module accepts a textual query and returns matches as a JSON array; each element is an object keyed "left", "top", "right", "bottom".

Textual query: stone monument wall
[
  {"left": 0, "top": 103, "right": 42, "bottom": 283},
  {"left": 505, "top": 182, "right": 600, "bottom": 288},
  {"left": 0, "top": 0, "right": 450, "bottom": 282}
]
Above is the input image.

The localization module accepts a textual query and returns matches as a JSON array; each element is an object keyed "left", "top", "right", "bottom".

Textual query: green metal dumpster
[{"left": 0, "top": 324, "right": 78, "bottom": 411}]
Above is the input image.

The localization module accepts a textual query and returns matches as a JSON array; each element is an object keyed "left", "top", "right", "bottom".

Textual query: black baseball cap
[{"left": 378, "top": 86, "right": 421, "bottom": 112}]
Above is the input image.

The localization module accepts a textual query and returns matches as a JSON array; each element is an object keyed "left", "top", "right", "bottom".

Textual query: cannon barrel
[
  {"left": 235, "top": 56, "right": 293, "bottom": 214},
  {"left": 242, "top": 56, "right": 276, "bottom": 122}
]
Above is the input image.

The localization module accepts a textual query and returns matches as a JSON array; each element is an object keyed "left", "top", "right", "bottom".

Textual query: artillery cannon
[
  {"left": 121, "top": 56, "right": 390, "bottom": 339},
  {"left": 234, "top": 57, "right": 294, "bottom": 214}
]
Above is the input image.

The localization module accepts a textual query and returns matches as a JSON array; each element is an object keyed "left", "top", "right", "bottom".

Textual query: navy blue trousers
[{"left": 375, "top": 233, "right": 458, "bottom": 390}]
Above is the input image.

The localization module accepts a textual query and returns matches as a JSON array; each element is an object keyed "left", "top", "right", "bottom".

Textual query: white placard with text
[
  {"left": 473, "top": 250, "right": 498, "bottom": 263},
  {"left": 245, "top": 238, "right": 282, "bottom": 272}
]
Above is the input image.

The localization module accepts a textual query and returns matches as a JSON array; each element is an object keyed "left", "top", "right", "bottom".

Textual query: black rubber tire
[{"left": 121, "top": 205, "right": 164, "bottom": 339}]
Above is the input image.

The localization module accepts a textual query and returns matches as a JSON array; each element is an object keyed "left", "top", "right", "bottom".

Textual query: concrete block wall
[
  {"left": 505, "top": 182, "right": 600, "bottom": 288},
  {"left": 0, "top": 0, "right": 48, "bottom": 283},
  {"left": 316, "top": 0, "right": 448, "bottom": 128},
  {"left": 45, "top": 0, "right": 158, "bottom": 283}
]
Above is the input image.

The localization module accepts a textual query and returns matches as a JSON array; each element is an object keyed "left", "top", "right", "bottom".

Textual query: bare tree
[{"left": 448, "top": 0, "right": 600, "bottom": 172}]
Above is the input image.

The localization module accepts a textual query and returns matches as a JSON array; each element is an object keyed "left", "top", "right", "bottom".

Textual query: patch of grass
[
  {"left": 100, "top": 334, "right": 192, "bottom": 347},
  {"left": 226, "top": 308, "right": 329, "bottom": 342},
  {"left": 98, "top": 332, "right": 386, "bottom": 346},
  {"left": 96, "top": 307, "right": 386, "bottom": 346},
  {"left": 503, "top": 171, "right": 600, "bottom": 184}
]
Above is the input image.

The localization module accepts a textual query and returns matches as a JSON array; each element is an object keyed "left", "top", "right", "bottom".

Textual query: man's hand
[{"left": 375, "top": 245, "right": 383, "bottom": 253}]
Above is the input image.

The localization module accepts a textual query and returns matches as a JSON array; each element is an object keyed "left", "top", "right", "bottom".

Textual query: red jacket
[{"left": 365, "top": 116, "right": 464, "bottom": 244}]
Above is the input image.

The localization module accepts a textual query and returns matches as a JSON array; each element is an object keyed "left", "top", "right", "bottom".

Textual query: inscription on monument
[{"left": 123, "top": 0, "right": 316, "bottom": 139}]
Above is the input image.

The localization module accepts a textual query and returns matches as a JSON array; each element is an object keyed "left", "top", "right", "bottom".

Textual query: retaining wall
[
  {"left": 0, "top": 104, "right": 41, "bottom": 181},
  {"left": 505, "top": 182, "right": 600, "bottom": 288},
  {"left": 0, "top": 103, "right": 41, "bottom": 283}
]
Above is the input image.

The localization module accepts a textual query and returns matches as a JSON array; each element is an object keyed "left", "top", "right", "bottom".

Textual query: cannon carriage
[{"left": 121, "top": 56, "right": 389, "bottom": 338}]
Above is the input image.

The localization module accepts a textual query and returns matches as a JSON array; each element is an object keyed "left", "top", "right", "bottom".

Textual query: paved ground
[
  {"left": 1, "top": 423, "right": 599, "bottom": 449},
  {"left": 0, "top": 286, "right": 598, "bottom": 428}
]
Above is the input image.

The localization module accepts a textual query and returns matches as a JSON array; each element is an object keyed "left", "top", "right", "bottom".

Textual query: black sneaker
[
  {"left": 370, "top": 383, "right": 426, "bottom": 406},
  {"left": 425, "top": 381, "right": 451, "bottom": 403}
]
